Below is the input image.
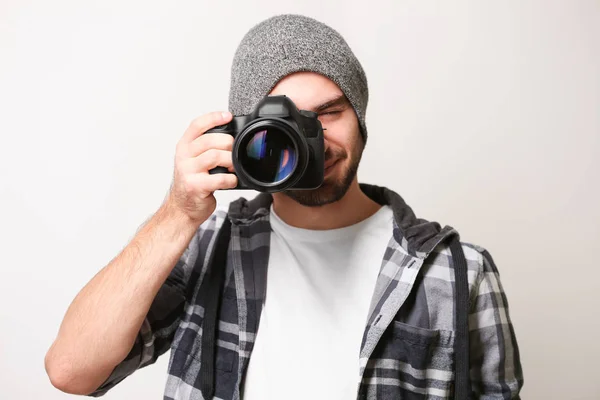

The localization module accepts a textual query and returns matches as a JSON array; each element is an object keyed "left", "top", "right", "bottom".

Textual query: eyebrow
[{"left": 311, "top": 95, "right": 349, "bottom": 113}]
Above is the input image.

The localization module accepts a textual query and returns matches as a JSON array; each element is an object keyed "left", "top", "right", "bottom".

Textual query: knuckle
[
  {"left": 228, "top": 175, "right": 238, "bottom": 187},
  {"left": 194, "top": 139, "right": 207, "bottom": 155},
  {"left": 219, "top": 150, "right": 230, "bottom": 163},
  {"left": 188, "top": 111, "right": 227, "bottom": 136},
  {"left": 210, "top": 111, "right": 222, "bottom": 122},
  {"left": 175, "top": 153, "right": 185, "bottom": 167},
  {"left": 188, "top": 117, "right": 201, "bottom": 130},
  {"left": 218, "top": 174, "right": 230, "bottom": 187},
  {"left": 191, "top": 113, "right": 216, "bottom": 130},
  {"left": 177, "top": 157, "right": 191, "bottom": 173},
  {"left": 173, "top": 162, "right": 184, "bottom": 177},
  {"left": 204, "top": 149, "right": 218, "bottom": 166},
  {"left": 181, "top": 175, "right": 194, "bottom": 192},
  {"left": 175, "top": 142, "right": 186, "bottom": 158},
  {"left": 190, "top": 118, "right": 204, "bottom": 132}
]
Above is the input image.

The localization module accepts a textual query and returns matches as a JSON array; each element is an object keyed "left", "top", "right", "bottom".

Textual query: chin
[
  {"left": 284, "top": 165, "right": 356, "bottom": 207},
  {"left": 283, "top": 134, "right": 364, "bottom": 207}
]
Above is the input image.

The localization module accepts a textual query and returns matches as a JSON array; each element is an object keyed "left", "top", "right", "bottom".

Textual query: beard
[{"left": 284, "top": 135, "right": 364, "bottom": 207}]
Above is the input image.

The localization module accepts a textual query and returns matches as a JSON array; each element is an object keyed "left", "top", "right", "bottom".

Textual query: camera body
[{"left": 207, "top": 95, "right": 324, "bottom": 193}]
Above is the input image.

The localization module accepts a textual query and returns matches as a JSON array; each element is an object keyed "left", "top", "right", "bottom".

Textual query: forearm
[{"left": 45, "top": 201, "right": 202, "bottom": 394}]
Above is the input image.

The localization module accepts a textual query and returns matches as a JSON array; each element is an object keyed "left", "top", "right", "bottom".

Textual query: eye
[{"left": 319, "top": 110, "right": 341, "bottom": 116}]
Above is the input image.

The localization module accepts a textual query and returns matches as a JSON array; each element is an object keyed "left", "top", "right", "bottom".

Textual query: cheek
[
  {"left": 324, "top": 133, "right": 350, "bottom": 161},
  {"left": 322, "top": 115, "right": 358, "bottom": 152}
]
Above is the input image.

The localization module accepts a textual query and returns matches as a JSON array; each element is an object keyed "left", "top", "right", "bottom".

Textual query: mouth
[{"left": 324, "top": 159, "right": 339, "bottom": 174}]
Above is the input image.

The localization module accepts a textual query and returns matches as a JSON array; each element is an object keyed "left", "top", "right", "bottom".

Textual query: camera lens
[{"left": 239, "top": 127, "right": 297, "bottom": 184}]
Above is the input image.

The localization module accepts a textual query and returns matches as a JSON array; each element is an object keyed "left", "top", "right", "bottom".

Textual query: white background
[{"left": 1, "top": 1, "right": 599, "bottom": 399}]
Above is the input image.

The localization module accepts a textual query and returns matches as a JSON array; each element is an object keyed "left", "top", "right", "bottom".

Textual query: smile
[{"left": 324, "top": 159, "right": 339, "bottom": 174}]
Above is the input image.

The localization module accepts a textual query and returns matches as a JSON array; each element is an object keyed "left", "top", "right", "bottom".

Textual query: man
[{"left": 45, "top": 14, "right": 523, "bottom": 399}]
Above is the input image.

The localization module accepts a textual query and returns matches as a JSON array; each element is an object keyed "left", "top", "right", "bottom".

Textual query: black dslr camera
[{"left": 206, "top": 95, "right": 324, "bottom": 192}]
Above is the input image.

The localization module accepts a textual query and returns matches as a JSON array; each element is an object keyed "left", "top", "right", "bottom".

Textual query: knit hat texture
[{"left": 228, "top": 14, "right": 369, "bottom": 142}]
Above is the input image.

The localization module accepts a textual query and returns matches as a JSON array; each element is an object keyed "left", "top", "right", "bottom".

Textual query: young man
[{"left": 45, "top": 14, "right": 523, "bottom": 400}]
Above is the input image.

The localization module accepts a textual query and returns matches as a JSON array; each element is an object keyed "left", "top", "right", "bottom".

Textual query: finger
[
  {"left": 189, "top": 132, "right": 234, "bottom": 157},
  {"left": 187, "top": 172, "right": 238, "bottom": 195},
  {"left": 190, "top": 149, "right": 233, "bottom": 173},
  {"left": 182, "top": 111, "right": 232, "bottom": 144}
]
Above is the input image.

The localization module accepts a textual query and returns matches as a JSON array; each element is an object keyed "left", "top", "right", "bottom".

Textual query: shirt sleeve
[
  {"left": 87, "top": 211, "right": 224, "bottom": 397},
  {"left": 469, "top": 248, "right": 524, "bottom": 399}
]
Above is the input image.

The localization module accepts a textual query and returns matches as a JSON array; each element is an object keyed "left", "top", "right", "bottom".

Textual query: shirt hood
[{"left": 227, "top": 183, "right": 457, "bottom": 260}]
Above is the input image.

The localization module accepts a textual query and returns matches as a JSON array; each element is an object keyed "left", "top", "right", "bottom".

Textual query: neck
[{"left": 271, "top": 179, "right": 381, "bottom": 230}]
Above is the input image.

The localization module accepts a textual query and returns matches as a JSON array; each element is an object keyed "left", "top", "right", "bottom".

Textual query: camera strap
[
  {"left": 199, "top": 216, "right": 231, "bottom": 400},
  {"left": 448, "top": 234, "right": 472, "bottom": 399}
]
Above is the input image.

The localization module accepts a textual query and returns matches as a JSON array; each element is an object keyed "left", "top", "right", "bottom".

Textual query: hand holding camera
[
  {"left": 166, "top": 95, "right": 325, "bottom": 224},
  {"left": 166, "top": 111, "right": 239, "bottom": 224},
  {"left": 206, "top": 95, "right": 324, "bottom": 192}
]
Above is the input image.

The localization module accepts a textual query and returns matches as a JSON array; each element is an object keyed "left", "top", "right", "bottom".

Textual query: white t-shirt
[{"left": 241, "top": 204, "right": 394, "bottom": 400}]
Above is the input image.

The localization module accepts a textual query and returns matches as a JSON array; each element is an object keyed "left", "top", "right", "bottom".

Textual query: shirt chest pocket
[{"left": 364, "top": 321, "right": 456, "bottom": 399}]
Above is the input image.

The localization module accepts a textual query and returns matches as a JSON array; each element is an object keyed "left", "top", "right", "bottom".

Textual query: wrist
[
  {"left": 162, "top": 198, "right": 202, "bottom": 223},
  {"left": 153, "top": 200, "right": 203, "bottom": 243}
]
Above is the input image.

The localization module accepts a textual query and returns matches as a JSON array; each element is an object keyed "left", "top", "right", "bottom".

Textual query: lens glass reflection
[{"left": 240, "top": 128, "right": 297, "bottom": 183}]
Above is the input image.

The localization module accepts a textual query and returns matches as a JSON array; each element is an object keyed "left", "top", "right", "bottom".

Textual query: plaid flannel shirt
[{"left": 89, "top": 184, "right": 523, "bottom": 399}]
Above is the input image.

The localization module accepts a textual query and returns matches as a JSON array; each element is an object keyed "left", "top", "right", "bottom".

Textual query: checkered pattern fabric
[{"left": 89, "top": 184, "right": 523, "bottom": 399}]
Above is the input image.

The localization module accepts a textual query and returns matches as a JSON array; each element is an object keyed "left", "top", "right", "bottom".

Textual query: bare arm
[
  {"left": 45, "top": 111, "right": 238, "bottom": 395},
  {"left": 44, "top": 201, "right": 202, "bottom": 394}
]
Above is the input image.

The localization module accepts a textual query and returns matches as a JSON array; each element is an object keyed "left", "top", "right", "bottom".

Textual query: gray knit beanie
[{"left": 228, "top": 14, "right": 369, "bottom": 143}]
